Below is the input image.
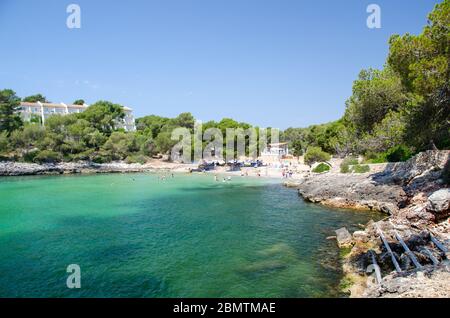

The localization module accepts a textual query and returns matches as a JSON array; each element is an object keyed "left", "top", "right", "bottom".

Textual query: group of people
[
  {"left": 281, "top": 169, "right": 294, "bottom": 178},
  {"left": 214, "top": 175, "right": 232, "bottom": 182}
]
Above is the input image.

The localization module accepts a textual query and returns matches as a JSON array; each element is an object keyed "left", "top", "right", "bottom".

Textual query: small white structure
[
  {"left": 261, "top": 142, "right": 289, "bottom": 156},
  {"left": 260, "top": 142, "right": 290, "bottom": 164},
  {"left": 18, "top": 101, "right": 136, "bottom": 131}
]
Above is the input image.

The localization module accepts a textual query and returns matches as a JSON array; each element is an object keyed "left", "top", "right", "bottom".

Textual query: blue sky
[{"left": 0, "top": 0, "right": 439, "bottom": 129}]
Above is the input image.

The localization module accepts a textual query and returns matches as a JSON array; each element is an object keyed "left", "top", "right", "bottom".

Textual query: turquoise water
[{"left": 0, "top": 173, "right": 382, "bottom": 297}]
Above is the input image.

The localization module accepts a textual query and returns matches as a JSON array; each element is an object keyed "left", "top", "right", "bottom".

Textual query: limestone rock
[
  {"left": 379, "top": 203, "right": 398, "bottom": 215},
  {"left": 335, "top": 227, "right": 353, "bottom": 248},
  {"left": 352, "top": 230, "right": 370, "bottom": 243},
  {"left": 428, "top": 189, "right": 450, "bottom": 213}
]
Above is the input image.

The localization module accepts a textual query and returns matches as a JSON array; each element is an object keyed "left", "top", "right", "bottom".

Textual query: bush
[
  {"left": 125, "top": 154, "right": 148, "bottom": 164},
  {"left": 33, "top": 150, "right": 61, "bottom": 164},
  {"left": 312, "top": 162, "right": 331, "bottom": 173},
  {"left": 340, "top": 157, "right": 358, "bottom": 173},
  {"left": 340, "top": 164, "right": 350, "bottom": 173},
  {"left": 352, "top": 164, "right": 370, "bottom": 173},
  {"left": 304, "top": 146, "right": 331, "bottom": 165},
  {"left": 68, "top": 149, "right": 95, "bottom": 162},
  {"left": 363, "top": 151, "right": 387, "bottom": 164},
  {"left": 0, "top": 132, "right": 9, "bottom": 153},
  {"left": 91, "top": 152, "right": 112, "bottom": 164},
  {"left": 22, "top": 149, "right": 39, "bottom": 162},
  {"left": 385, "top": 145, "right": 412, "bottom": 162}
]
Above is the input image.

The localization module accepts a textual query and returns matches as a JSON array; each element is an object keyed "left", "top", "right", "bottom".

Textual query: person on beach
[{"left": 214, "top": 175, "right": 218, "bottom": 182}]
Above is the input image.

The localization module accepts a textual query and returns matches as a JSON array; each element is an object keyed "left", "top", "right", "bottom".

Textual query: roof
[
  {"left": 20, "top": 102, "right": 87, "bottom": 109},
  {"left": 20, "top": 102, "right": 133, "bottom": 111}
]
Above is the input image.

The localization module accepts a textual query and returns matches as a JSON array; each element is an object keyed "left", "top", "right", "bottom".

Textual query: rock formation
[{"left": 292, "top": 150, "right": 450, "bottom": 298}]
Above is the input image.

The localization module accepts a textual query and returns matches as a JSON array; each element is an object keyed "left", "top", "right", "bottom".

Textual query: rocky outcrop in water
[
  {"left": 296, "top": 172, "right": 407, "bottom": 214},
  {"left": 289, "top": 150, "right": 450, "bottom": 298},
  {"left": 296, "top": 151, "right": 449, "bottom": 220},
  {"left": 335, "top": 228, "right": 353, "bottom": 248}
]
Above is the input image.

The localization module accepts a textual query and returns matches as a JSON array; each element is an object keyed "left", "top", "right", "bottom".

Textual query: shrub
[
  {"left": 340, "top": 164, "right": 350, "bottom": 174},
  {"left": 312, "top": 162, "right": 331, "bottom": 173},
  {"left": 0, "top": 132, "right": 8, "bottom": 153},
  {"left": 352, "top": 164, "right": 370, "bottom": 173},
  {"left": 68, "top": 149, "right": 95, "bottom": 162},
  {"left": 125, "top": 154, "right": 148, "bottom": 164},
  {"left": 363, "top": 151, "right": 387, "bottom": 164},
  {"left": 22, "top": 149, "right": 39, "bottom": 162},
  {"left": 304, "top": 146, "right": 331, "bottom": 165},
  {"left": 33, "top": 150, "right": 61, "bottom": 164},
  {"left": 340, "top": 157, "right": 358, "bottom": 173},
  {"left": 385, "top": 145, "right": 412, "bottom": 162},
  {"left": 91, "top": 152, "right": 112, "bottom": 164}
]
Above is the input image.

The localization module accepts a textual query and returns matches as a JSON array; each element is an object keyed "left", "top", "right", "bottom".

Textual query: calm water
[{"left": 0, "top": 173, "right": 382, "bottom": 297}]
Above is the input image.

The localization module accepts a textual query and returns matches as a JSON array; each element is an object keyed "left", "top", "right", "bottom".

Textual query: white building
[
  {"left": 261, "top": 142, "right": 289, "bottom": 157},
  {"left": 259, "top": 142, "right": 290, "bottom": 164},
  {"left": 19, "top": 101, "right": 136, "bottom": 131}
]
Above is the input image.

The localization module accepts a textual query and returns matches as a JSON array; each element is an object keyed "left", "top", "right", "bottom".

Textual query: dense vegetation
[
  {"left": 0, "top": 90, "right": 256, "bottom": 163},
  {"left": 283, "top": 0, "right": 449, "bottom": 162},
  {"left": 0, "top": 1, "right": 448, "bottom": 165}
]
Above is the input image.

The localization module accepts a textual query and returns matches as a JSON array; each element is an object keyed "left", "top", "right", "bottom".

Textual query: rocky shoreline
[
  {"left": 0, "top": 160, "right": 195, "bottom": 176},
  {"left": 288, "top": 150, "right": 450, "bottom": 298}
]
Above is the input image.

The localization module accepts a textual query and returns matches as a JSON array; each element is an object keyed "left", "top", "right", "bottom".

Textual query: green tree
[
  {"left": 102, "top": 131, "right": 140, "bottom": 160},
  {"left": 0, "top": 131, "right": 8, "bottom": 153},
  {"left": 304, "top": 146, "right": 331, "bottom": 165},
  {"left": 387, "top": 0, "right": 449, "bottom": 149},
  {"left": 360, "top": 111, "right": 406, "bottom": 154},
  {"left": 171, "top": 112, "right": 195, "bottom": 130},
  {"left": 344, "top": 68, "right": 409, "bottom": 135},
  {"left": 154, "top": 129, "right": 177, "bottom": 154},
  {"left": 0, "top": 89, "right": 23, "bottom": 135},
  {"left": 80, "top": 101, "right": 125, "bottom": 135},
  {"left": 22, "top": 94, "right": 48, "bottom": 103},
  {"left": 136, "top": 115, "right": 169, "bottom": 138},
  {"left": 73, "top": 99, "right": 85, "bottom": 105}
]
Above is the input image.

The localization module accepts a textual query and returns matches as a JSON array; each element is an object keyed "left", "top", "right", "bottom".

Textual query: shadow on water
[{"left": 0, "top": 213, "right": 171, "bottom": 297}]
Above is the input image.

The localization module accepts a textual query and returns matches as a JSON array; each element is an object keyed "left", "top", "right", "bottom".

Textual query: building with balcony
[
  {"left": 259, "top": 142, "right": 290, "bottom": 164},
  {"left": 18, "top": 101, "right": 136, "bottom": 131}
]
